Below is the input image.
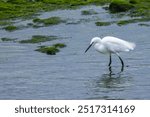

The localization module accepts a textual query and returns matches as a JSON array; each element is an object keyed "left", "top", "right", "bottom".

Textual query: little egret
[{"left": 85, "top": 36, "right": 136, "bottom": 71}]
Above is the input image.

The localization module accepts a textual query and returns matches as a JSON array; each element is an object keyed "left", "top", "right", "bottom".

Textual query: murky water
[{"left": 0, "top": 6, "right": 150, "bottom": 99}]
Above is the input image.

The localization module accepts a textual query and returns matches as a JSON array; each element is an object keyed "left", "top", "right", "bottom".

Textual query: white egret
[{"left": 85, "top": 36, "right": 136, "bottom": 71}]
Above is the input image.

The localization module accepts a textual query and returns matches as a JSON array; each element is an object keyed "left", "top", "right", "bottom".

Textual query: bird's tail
[{"left": 128, "top": 42, "right": 136, "bottom": 50}]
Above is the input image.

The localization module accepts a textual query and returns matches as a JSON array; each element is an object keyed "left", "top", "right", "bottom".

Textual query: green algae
[
  {"left": 109, "top": 0, "right": 150, "bottom": 18},
  {"left": 95, "top": 21, "right": 112, "bottom": 26},
  {"left": 117, "top": 17, "right": 150, "bottom": 26},
  {"left": 95, "top": 16, "right": 150, "bottom": 26},
  {"left": 0, "top": 0, "right": 111, "bottom": 20},
  {"left": 0, "top": 21, "right": 12, "bottom": 26},
  {"left": 129, "top": 0, "right": 138, "bottom": 4},
  {"left": 0, "top": 1, "right": 42, "bottom": 20},
  {"left": 33, "top": 17, "right": 64, "bottom": 26},
  {"left": 35, "top": 43, "right": 66, "bottom": 55},
  {"left": 81, "top": 9, "right": 98, "bottom": 15},
  {"left": 3, "top": 25, "right": 18, "bottom": 31},
  {"left": 41, "top": 0, "right": 111, "bottom": 6},
  {"left": 19, "top": 35, "right": 58, "bottom": 44},
  {"left": 53, "top": 43, "right": 66, "bottom": 48},
  {"left": 1, "top": 37, "right": 16, "bottom": 41},
  {"left": 131, "top": 0, "right": 150, "bottom": 17},
  {"left": 36, "top": 46, "right": 59, "bottom": 55},
  {"left": 0, "top": 0, "right": 149, "bottom": 27},
  {"left": 138, "top": 23, "right": 150, "bottom": 27},
  {"left": 109, "top": 0, "right": 134, "bottom": 13}
]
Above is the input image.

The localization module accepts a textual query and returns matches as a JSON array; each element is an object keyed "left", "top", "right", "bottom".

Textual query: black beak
[{"left": 85, "top": 43, "right": 93, "bottom": 53}]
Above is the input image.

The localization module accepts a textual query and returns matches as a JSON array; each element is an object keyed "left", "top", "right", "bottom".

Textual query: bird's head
[{"left": 85, "top": 37, "right": 101, "bottom": 53}]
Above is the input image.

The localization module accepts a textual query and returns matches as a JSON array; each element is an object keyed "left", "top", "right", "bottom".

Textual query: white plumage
[
  {"left": 93, "top": 36, "right": 135, "bottom": 53},
  {"left": 85, "top": 36, "right": 136, "bottom": 71}
]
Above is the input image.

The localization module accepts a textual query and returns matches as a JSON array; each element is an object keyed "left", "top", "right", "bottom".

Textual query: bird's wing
[{"left": 102, "top": 36, "right": 136, "bottom": 53}]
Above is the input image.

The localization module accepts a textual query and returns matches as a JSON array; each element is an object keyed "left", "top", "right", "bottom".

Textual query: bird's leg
[
  {"left": 108, "top": 65, "right": 112, "bottom": 76},
  {"left": 116, "top": 53, "right": 124, "bottom": 71},
  {"left": 108, "top": 53, "right": 112, "bottom": 66}
]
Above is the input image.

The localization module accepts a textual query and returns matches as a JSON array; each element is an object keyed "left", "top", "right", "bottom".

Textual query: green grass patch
[
  {"left": 95, "top": 21, "right": 112, "bottom": 26},
  {"left": 19, "top": 35, "right": 58, "bottom": 44}
]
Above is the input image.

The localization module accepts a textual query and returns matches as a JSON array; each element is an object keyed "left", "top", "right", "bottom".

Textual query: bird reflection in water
[
  {"left": 96, "top": 66, "right": 126, "bottom": 89},
  {"left": 88, "top": 66, "right": 133, "bottom": 100}
]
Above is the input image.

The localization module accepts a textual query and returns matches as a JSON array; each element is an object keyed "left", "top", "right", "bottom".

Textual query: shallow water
[{"left": 0, "top": 5, "right": 150, "bottom": 99}]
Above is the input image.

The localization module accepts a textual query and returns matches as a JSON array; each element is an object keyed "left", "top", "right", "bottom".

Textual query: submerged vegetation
[
  {"left": 1, "top": 37, "right": 16, "bottom": 42},
  {"left": 36, "top": 43, "right": 66, "bottom": 55},
  {"left": 81, "top": 9, "right": 98, "bottom": 15},
  {"left": 53, "top": 43, "right": 66, "bottom": 48},
  {"left": 0, "top": 21, "right": 12, "bottom": 26},
  {"left": 117, "top": 17, "right": 150, "bottom": 26},
  {"left": 95, "top": 21, "right": 112, "bottom": 26},
  {"left": 138, "top": 23, "right": 150, "bottom": 27},
  {"left": 36, "top": 46, "right": 60, "bottom": 55},
  {"left": 3, "top": 25, "right": 18, "bottom": 31},
  {"left": 32, "top": 17, "right": 64, "bottom": 26},
  {"left": 95, "top": 16, "right": 150, "bottom": 26},
  {"left": 18, "top": 34, "right": 66, "bottom": 55},
  {"left": 19, "top": 35, "right": 59, "bottom": 43}
]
